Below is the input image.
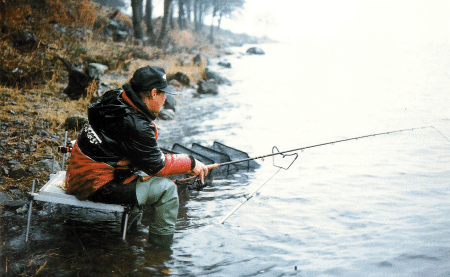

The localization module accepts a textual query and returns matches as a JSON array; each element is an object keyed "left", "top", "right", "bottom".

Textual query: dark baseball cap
[{"left": 130, "top": 66, "right": 176, "bottom": 95}]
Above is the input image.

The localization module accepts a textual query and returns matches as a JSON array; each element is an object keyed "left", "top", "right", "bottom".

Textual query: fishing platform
[
  {"left": 25, "top": 133, "right": 260, "bottom": 242},
  {"left": 26, "top": 170, "right": 131, "bottom": 242}
]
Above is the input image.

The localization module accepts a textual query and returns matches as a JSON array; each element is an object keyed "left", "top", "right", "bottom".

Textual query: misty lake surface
[{"left": 4, "top": 36, "right": 450, "bottom": 276}]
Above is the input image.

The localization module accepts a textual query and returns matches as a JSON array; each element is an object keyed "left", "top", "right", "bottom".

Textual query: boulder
[
  {"left": 0, "top": 165, "right": 8, "bottom": 176},
  {"left": 169, "top": 72, "right": 190, "bottom": 86},
  {"left": 218, "top": 61, "right": 231, "bottom": 68},
  {"left": 246, "top": 47, "right": 265, "bottom": 55},
  {"left": 9, "top": 163, "right": 26, "bottom": 179},
  {"left": 163, "top": 94, "right": 177, "bottom": 112},
  {"left": 193, "top": 54, "right": 204, "bottom": 65},
  {"left": 197, "top": 80, "right": 219, "bottom": 95},
  {"left": 3, "top": 199, "right": 28, "bottom": 211},
  {"left": 28, "top": 159, "right": 61, "bottom": 175},
  {"left": 114, "top": 30, "right": 129, "bottom": 42},
  {"left": 158, "top": 109, "right": 175, "bottom": 120},
  {"left": 204, "top": 68, "right": 232, "bottom": 86},
  {"left": 88, "top": 63, "right": 108, "bottom": 76},
  {"left": 13, "top": 29, "right": 38, "bottom": 49},
  {"left": 0, "top": 192, "right": 13, "bottom": 205},
  {"left": 168, "top": 79, "right": 182, "bottom": 89}
]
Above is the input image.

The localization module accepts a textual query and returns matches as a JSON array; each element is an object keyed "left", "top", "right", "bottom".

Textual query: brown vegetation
[{"left": 0, "top": 0, "right": 242, "bottom": 194}]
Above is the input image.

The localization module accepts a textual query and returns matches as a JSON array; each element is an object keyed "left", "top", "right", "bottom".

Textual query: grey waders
[{"left": 135, "top": 177, "right": 179, "bottom": 247}]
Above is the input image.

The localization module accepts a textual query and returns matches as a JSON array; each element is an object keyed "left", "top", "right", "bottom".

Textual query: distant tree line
[{"left": 127, "top": 0, "right": 245, "bottom": 46}]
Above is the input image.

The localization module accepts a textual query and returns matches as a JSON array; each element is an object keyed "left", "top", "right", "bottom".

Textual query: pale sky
[{"left": 224, "top": 0, "right": 450, "bottom": 42}]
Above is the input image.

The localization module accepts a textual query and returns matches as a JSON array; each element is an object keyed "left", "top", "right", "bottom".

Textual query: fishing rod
[
  {"left": 178, "top": 126, "right": 437, "bottom": 188},
  {"left": 217, "top": 126, "right": 435, "bottom": 168},
  {"left": 216, "top": 125, "right": 441, "bottom": 224}
]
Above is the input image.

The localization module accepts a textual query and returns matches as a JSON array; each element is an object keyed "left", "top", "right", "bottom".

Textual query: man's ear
[{"left": 150, "top": 88, "right": 158, "bottom": 99}]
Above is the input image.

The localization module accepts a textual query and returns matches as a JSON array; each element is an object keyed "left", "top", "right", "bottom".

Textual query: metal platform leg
[
  {"left": 25, "top": 180, "right": 36, "bottom": 242},
  {"left": 122, "top": 210, "right": 130, "bottom": 240}
]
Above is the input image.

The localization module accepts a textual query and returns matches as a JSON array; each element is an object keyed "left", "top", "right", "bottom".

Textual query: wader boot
[{"left": 135, "top": 177, "right": 178, "bottom": 248}]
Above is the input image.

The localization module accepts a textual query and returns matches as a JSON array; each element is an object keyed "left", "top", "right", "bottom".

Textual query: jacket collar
[{"left": 122, "top": 83, "right": 156, "bottom": 121}]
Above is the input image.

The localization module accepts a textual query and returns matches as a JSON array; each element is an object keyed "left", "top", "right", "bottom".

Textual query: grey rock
[
  {"left": 114, "top": 30, "right": 129, "bottom": 42},
  {"left": 197, "top": 80, "right": 219, "bottom": 95},
  {"left": 9, "top": 163, "right": 26, "bottom": 179},
  {"left": 0, "top": 192, "right": 13, "bottom": 204},
  {"left": 163, "top": 94, "right": 177, "bottom": 112},
  {"left": 28, "top": 159, "right": 61, "bottom": 175},
  {"left": 8, "top": 187, "right": 22, "bottom": 196},
  {"left": 169, "top": 72, "right": 190, "bottom": 86},
  {"left": 89, "top": 63, "right": 108, "bottom": 73},
  {"left": 246, "top": 47, "right": 265, "bottom": 55},
  {"left": 204, "top": 68, "right": 232, "bottom": 86},
  {"left": 158, "top": 109, "right": 175, "bottom": 120},
  {"left": 218, "top": 61, "right": 231, "bottom": 68},
  {"left": 16, "top": 204, "right": 28, "bottom": 214},
  {"left": 3, "top": 199, "right": 28, "bottom": 210},
  {"left": 193, "top": 54, "right": 204, "bottom": 65}
]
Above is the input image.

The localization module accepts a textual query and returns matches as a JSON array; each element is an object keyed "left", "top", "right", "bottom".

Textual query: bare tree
[
  {"left": 185, "top": 0, "right": 192, "bottom": 23},
  {"left": 170, "top": 2, "right": 175, "bottom": 30},
  {"left": 145, "top": 0, "right": 154, "bottom": 39},
  {"left": 217, "top": 0, "right": 244, "bottom": 30},
  {"left": 91, "top": 0, "right": 127, "bottom": 8},
  {"left": 194, "top": 0, "right": 211, "bottom": 32},
  {"left": 157, "top": 0, "right": 174, "bottom": 46},
  {"left": 131, "top": 0, "right": 144, "bottom": 39},
  {"left": 208, "top": 0, "right": 245, "bottom": 42},
  {"left": 178, "top": 0, "right": 187, "bottom": 29},
  {"left": 193, "top": 0, "right": 200, "bottom": 31}
]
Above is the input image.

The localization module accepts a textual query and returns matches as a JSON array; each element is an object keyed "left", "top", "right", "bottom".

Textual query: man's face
[{"left": 144, "top": 89, "right": 166, "bottom": 113}]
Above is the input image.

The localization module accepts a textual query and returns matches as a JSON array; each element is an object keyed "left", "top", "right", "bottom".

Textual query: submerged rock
[
  {"left": 246, "top": 47, "right": 265, "bottom": 55},
  {"left": 159, "top": 109, "right": 175, "bottom": 120},
  {"left": 164, "top": 94, "right": 177, "bottom": 112},
  {"left": 197, "top": 79, "right": 219, "bottom": 95},
  {"left": 218, "top": 61, "right": 231, "bottom": 68}
]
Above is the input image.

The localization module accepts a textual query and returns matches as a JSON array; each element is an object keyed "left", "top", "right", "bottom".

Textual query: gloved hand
[{"left": 190, "top": 160, "right": 219, "bottom": 184}]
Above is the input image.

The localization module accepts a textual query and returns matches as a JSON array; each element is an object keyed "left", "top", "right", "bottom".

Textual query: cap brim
[{"left": 160, "top": 85, "right": 177, "bottom": 95}]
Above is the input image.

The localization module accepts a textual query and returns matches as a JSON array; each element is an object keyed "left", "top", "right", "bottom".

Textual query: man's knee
[
  {"left": 135, "top": 177, "right": 178, "bottom": 208},
  {"left": 135, "top": 177, "right": 179, "bottom": 237}
]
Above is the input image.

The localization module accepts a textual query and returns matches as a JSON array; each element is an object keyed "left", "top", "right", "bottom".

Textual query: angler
[{"left": 64, "top": 66, "right": 217, "bottom": 248}]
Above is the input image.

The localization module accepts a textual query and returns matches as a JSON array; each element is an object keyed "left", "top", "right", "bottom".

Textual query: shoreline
[{"left": 0, "top": 44, "right": 249, "bottom": 196}]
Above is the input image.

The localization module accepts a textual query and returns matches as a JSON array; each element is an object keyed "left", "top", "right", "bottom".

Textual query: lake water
[
  {"left": 164, "top": 39, "right": 450, "bottom": 276},
  {"left": 4, "top": 37, "right": 450, "bottom": 276}
]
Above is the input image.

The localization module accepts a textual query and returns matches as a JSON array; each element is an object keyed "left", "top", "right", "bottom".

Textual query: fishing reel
[
  {"left": 174, "top": 175, "right": 208, "bottom": 191},
  {"left": 58, "top": 140, "right": 76, "bottom": 153}
]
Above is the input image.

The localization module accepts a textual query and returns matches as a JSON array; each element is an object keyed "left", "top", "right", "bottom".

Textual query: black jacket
[{"left": 78, "top": 85, "right": 165, "bottom": 175}]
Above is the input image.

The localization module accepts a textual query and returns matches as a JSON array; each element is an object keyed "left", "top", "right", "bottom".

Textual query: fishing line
[
  {"left": 431, "top": 126, "right": 450, "bottom": 143},
  {"left": 217, "top": 147, "right": 298, "bottom": 224},
  {"left": 217, "top": 167, "right": 282, "bottom": 224}
]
